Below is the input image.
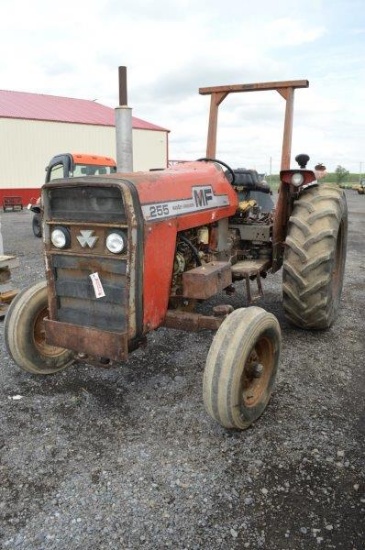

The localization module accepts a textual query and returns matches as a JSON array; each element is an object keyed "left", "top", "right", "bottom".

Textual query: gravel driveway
[{"left": 0, "top": 190, "right": 364, "bottom": 550}]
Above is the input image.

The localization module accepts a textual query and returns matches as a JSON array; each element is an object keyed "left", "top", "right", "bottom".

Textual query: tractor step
[
  {"left": 231, "top": 259, "right": 271, "bottom": 303},
  {"left": 0, "top": 254, "right": 19, "bottom": 270},
  {"left": 0, "top": 285, "right": 19, "bottom": 320},
  {"left": 0, "top": 255, "right": 20, "bottom": 318},
  {"left": 0, "top": 290, "right": 19, "bottom": 319},
  {"left": 0, "top": 289, "right": 19, "bottom": 303}
]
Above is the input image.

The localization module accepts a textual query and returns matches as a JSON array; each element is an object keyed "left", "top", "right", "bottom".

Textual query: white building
[{"left": 0, "top": 90, "right": 169, "bottom": 204}]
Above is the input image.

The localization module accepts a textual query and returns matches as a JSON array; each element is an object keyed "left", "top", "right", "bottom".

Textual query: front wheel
[
  {"left": 32, "top": 214, "right": 42, "bottom": 238},
  {"left": 5, "top": 281, "right": 74, "bottom": 374},
  {"left": 203, "top": 307, "right": 281, "bottom": 430}
]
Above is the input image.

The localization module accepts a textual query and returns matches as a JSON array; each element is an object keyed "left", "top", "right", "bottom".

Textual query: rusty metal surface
[
  {"left": 199, "top": 80, "right": 309, "bottom": 95},
  {"left": 44, "top": 318, "right": 128, "bottom": 362},
  {"left": 163, "top": 310, "right": 223, "bottom": 331},
  {"left": 200, "top": 80, "right": 308, "bottom": 158},
  {"left": 43, "top": 178, "right": 143, "bottom": 342},
  {"left": 0, "top": 255, "right": 19, "bottom": 315},
  {"left": 272, "top": 184, "right": 290, "bottom": 272},
  {"left": 199, "top": 79, "right": 308, "bottom": 274},
  {"left": 212, "top": 304, "right": 234, "bottom": 316},
  {"left": 280, "top": 86, "right": 295, "bottom": 170},
  {"left": 231, "top": 259, "right": 271, "bottom": 277},
  {"left": 45, "top": 251, "right": 128, "bottom": 333},
  {"left": 45, "top": 223, "right": 128, "bottom": 257},
  {"left": 118, "top": 66, "right": 128, "bottom": 106},
  {"left": 0, "top": 255, "right": 19, "bottom": 270},
  {"left": 233, "top": 224, "right": 271, "bottom": 242},
  {"left": 231, "top": 259, "right": 270, "bottom": 304},
  {"left": 182, "top": 262, "right": 232, "bottom": 299}
]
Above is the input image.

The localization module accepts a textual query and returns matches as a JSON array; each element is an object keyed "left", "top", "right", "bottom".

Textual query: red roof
[{"left": 0, "top": 89, "right": 168, "bottom": 132}]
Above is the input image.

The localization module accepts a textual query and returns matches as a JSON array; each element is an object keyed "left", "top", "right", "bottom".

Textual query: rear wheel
[
  {"left": 5, "top": 281, "right": 74, "bottom": 374},
  {"left": 203, "top": 307, "right": 281, "bottom": 430},
  {"left": 283, "top": 184, "right": 348, "bottom": 329}
]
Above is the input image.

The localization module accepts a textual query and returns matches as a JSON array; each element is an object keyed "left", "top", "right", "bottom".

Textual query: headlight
[
  {"left": 51, "top": 226, "right": 71, "bottom": 249},
  {"left": 291, "top": 172, "right": 304, "bottom": 187},
  {"left": 106, "top": 230, "right": 127, "bottom": 254}
]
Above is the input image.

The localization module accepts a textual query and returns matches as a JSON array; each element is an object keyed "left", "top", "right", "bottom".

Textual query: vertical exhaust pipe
[{"left": 115, "top": 66, "right": 133, "bottom": 172}]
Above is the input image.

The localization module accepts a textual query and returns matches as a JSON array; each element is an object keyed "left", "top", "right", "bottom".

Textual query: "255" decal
[{"left": 148, "top": 203, "right": 170, "bottom": 218}]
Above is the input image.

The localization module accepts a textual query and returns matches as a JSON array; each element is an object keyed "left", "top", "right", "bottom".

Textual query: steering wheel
[{"left": 196, "top": 157, "right": 236, "bottom": 186}]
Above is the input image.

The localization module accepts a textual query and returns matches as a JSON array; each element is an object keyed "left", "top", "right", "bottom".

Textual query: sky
[{"left": 1, "top": 0, "right": 364, "bottom": 174}]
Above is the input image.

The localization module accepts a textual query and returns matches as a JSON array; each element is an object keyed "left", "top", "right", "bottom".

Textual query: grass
[{"left": 266, "top": 173, "right": 362, "bottom": 193}]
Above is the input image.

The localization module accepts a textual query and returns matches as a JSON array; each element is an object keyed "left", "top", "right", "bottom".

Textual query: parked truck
[
  {"left": 29, "top": 153, "right": 117, "bottom": 237},
  {"left": 6, "top": 80, "right": 347, "bottom": 430}
]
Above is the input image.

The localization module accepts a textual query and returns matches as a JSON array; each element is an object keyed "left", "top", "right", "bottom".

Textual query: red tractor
[{"left": 5, "top": 80, "right": 347, "bottom": 430}]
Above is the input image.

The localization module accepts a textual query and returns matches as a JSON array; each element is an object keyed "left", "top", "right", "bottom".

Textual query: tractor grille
[
  {"left": 50, "top": 254, "right": 128, "bottom": 333},
  {"left": 46, "top": 183, "right": 130, "bottom": 333},
  {"left": 44, "top": 180, "right": 143, "bottom": 345},
  {"left": 47, "top": 186, "right": 126, "bottom": 222}
]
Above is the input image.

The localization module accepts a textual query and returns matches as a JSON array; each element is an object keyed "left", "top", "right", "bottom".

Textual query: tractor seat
[{"left": 231, "top": 168, "right": 271, "bottom": 194}]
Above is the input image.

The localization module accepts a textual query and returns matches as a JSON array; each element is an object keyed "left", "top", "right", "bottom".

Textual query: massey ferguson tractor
[{"left": 4, "top": 80, "right": 348, "bottom": 430}]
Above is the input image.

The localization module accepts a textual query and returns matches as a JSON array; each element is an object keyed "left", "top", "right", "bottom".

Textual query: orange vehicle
[
  {"left": 29, "top": 153, "right": 117, "bottom": 237},
  {"left": 5, "top": 80, "right": 347, "bottom": 430}
]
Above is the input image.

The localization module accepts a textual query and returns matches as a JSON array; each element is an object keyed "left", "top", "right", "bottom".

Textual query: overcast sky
[{"left": 1, "top": 0, "right": 364, "bottom": 174}]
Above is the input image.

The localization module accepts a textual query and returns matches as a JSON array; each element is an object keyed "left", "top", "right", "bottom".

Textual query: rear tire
[
  {"left": 5, "top": 281, "right": 74, "bottom": 374},
  {"left": 283, "top": 184, "right": 347, "bottom": 329},
  {"left": 203, "top": 307, "right": 281, "bottom": 430}
]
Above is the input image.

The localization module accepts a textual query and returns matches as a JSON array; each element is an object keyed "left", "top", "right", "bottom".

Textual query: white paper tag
[{"left": 90, "top": 272, "right": 106, "bottom": 299}]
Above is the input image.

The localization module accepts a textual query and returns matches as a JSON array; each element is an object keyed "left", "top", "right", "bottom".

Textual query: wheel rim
[
  {"left": 241, "top": 335, "right": 274, "bottom": 408},
  {"left": 33, "top": 306, "right": 67, "bottom": 358}
]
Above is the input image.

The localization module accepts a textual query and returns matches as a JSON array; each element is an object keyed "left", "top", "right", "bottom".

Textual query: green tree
[{"left": 335, "top": 165, "right": 349, "bottom": 184}]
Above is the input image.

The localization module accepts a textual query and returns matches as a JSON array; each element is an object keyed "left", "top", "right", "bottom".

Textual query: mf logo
[
  {"left": 193, "top": 186, "right": 213, "bottom": 208},
  {"left": 77, "top": 229, "right": 98, "bottom": 248}
]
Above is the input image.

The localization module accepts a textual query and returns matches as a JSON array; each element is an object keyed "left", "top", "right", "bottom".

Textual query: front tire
[
  {"left": 5, "top": 281, "right": 74, "bottom": 374},
  {"left": 32, "top": 214, "right": 42, "bottom": 238},
  {"left": 283, "top": 184, "right": 348, "bottom": 329},
  {"left": 203, "top": 307, "right": 281, "bottom": 430}
]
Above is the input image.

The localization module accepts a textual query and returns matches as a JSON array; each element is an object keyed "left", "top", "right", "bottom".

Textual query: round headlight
[
  {"left": 106, "top": 231, "right": 126, "bottom": 254},
  {"left": 51, "top": 226, "right": 71, "bottom": 249},
  {"left": 291, "top": 172, "right": 304, "bottom": 187}
]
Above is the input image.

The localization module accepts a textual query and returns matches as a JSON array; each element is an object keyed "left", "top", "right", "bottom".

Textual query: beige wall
[
  {"left": 132, "top": 128, "right": 168, "bottom": 171},
  {"left": 0, "top": 118, "right": 168, "bottom": 190}
]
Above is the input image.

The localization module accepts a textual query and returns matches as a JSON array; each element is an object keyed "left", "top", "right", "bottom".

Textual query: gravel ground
[{"left": 0, "top": 190, "right": 364, "bottom": 550}]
